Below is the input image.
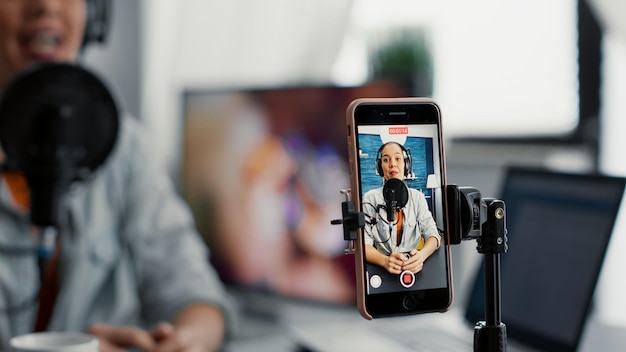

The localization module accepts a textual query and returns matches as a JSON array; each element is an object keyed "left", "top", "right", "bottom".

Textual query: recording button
[
  {"left": 370, "top": 274, "right": 382, "bottom": 289},
  {"left": 400, "top": 270, "right": 415, "bottom": 288}
]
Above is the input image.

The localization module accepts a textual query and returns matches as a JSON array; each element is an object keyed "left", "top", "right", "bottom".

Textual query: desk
[
  {"left": 365, "top": 247, "right": 447, "bottom": 294},
  {"left": 224, "top": 289, "right": 626, "bottom": 352},
  {"left": 579, "top": 320, "right": 626, "bottom": 352}
]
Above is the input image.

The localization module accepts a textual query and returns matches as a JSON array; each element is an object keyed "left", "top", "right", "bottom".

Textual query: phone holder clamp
[
  {"left": 447, "top": 185, "right": 508, "bottom": 352},
  {"left": 330, "top": 189, "right": 364, "bottom": 255},
  {"left": 330, "top": 185, "right": 508, "bottom": 352}
]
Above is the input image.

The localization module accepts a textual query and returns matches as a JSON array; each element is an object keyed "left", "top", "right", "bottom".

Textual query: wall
[{"left": 82, "top": 0, "right": 141, "bottom": 119}]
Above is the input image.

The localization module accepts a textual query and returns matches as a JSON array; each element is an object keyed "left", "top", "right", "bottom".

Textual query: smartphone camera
[{"left": 347, "top": 98, "right": 453, "bottom": 319}]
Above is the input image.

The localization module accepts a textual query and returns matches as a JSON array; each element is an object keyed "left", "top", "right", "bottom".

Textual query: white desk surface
[{"left": 225, "top": 289, "right": 626, "bottom": 352}]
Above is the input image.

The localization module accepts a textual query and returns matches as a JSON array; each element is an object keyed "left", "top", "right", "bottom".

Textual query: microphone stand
[
  {"left": 36, "top": 226, "right": 59, "bottom": 283},
  {"left": 472, "top": 198, "right": 508, "bottom": 352}
]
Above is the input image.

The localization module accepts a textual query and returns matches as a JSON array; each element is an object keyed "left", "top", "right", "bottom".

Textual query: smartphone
[{"left": 346, "top": 97, "right": 453, "bottom": 319}]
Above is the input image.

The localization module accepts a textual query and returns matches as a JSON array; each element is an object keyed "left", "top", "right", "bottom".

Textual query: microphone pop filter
[
  {"left": 383, "top": 178, "right": 409, "bottom": 222},
  {"left": 0, "top": 63, "right": 119, "bottom": 226}
]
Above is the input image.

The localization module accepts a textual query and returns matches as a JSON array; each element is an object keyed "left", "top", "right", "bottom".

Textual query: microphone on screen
[{"left": 382, "top": 178, "right": 409, "bottom": 224}]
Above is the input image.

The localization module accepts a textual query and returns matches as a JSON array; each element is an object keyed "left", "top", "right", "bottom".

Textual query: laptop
[{"left": 289, "top": 166, "right": 626, "bottom": 352}]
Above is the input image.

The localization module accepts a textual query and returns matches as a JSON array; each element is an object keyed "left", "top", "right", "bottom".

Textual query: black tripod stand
[
  {"left": 332, "top": 185, "right": 508, "bottom": 352},
  {"left": 448, "top": 185, "right": 508, "bottom": 352}
]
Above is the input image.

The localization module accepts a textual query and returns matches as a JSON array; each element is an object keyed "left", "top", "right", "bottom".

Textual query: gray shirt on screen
[{"left": 363, "top": 185, "right": 440, "bottom": 255}]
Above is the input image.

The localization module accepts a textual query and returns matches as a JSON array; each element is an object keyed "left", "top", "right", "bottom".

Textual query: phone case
[{"left": 346, "top": 97, "right": 453, "bottom": 319}]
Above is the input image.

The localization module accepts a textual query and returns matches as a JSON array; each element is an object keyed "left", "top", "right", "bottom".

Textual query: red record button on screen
[{"left": 400, "top": 270, "right": 415, "bottom": 288}]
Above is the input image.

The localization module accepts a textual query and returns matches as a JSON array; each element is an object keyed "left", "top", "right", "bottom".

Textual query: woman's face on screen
[{"left": 380, "top": 143, "right": 405, "bottom": 181}]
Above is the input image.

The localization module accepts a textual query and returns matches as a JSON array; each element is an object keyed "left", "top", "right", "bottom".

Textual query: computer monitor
[
  {"left": 465, "top": 167, "right": 626, "bottom": 352},
  {"left": 180, "top": 83, "right": 411, "bottom": 305}
]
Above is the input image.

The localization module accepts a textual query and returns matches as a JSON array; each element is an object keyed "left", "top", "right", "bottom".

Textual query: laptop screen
[{"left": 464, "top": 167, "right": 626, "bottom": 352}]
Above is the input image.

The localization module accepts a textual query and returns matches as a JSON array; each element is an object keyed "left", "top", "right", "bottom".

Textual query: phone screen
[{"left": 347, "top": 98, "right": 452, "bottom": 318}]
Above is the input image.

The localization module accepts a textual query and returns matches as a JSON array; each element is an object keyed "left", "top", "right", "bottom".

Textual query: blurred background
[{"left": 82, "top": 0, "right": 626, "bottom": 346}]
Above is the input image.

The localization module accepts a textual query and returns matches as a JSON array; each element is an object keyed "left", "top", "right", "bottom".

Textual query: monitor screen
[
  {"left": 464, "top": 167, "right": 626, "bottom": 352},
  {"left": 180, "top": 83, "right": 410, "bottom": 304}
]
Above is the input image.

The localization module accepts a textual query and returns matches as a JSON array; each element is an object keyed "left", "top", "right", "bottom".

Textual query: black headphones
[
  {"left": 375, "top": 142, "right": 413, "bottom": 177},
  {"left": 82, "top": 0, "right": 111, "bottom": 48}
]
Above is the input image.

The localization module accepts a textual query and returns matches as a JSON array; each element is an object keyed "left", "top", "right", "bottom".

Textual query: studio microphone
[
  {"left": 386, "top": 197, "right": 395, "bottom": 224},
  {"left": 382, "top": 178, "right": 409, "bottom": 224},
  {"left": 0, "top": 62, "right": 119, "bottom": 227}
]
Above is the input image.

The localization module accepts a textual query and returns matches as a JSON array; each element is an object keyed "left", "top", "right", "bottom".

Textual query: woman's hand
[
  {"left": 88, "top": 324, "right": 156, "bottom": 352},
  {"left": 385, "top": 252, "right": 408, "bottom": 274},
  {"left": 88, "top": 320, "right": 220, "bottom": 352},
  {"left": 149, "top": 322, "right": 199, "bottom": 352},
  {"left": 401, "top": 249, "right": 425, "bottom": 274},
  {"left": 87, "top": 303, "right": 224, "bottom": 352}
]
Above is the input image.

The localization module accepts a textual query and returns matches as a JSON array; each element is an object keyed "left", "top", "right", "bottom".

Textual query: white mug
[{"left": 10, "top": 332, "right": 99, "bottom": 352}]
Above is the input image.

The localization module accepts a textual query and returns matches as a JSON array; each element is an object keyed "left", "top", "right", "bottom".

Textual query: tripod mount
[{"left": 331, "top": 185, "right": 508, "bottom": 352}]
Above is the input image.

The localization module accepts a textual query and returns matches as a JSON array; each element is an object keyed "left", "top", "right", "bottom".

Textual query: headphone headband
[{"left": 82, "top": 0, "right": 111, "bottom": 48}]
